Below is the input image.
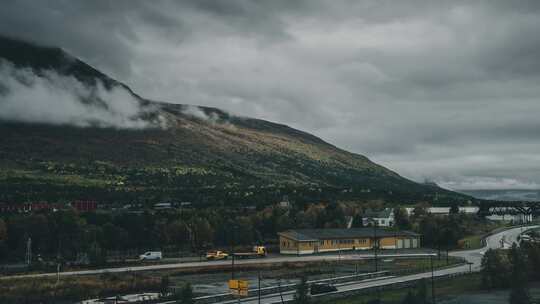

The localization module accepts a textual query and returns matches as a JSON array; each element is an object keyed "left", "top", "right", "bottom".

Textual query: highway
[
  {"left": 1, "top": 251, "right": 438, "bottom": 280},
  {"left": 213, "top": 225, "right": 537, "bottom": 304}
]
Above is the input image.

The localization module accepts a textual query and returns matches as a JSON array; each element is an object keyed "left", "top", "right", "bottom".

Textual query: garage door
[
  {"left": 404, "top": 239, "right": 411, "bottom": 249},
  {"left": 397, "top": 239, "right": 404, "bottom": 249},
  {"left": 412, "top": 238, "right": 418, "bottom": 248}
]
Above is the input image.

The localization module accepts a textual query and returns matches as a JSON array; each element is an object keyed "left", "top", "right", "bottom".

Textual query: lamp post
[
  {"left": 394, "top": 225, "right": 398, "bottom": 254},
  {"left": 230, "top": 225, "right": 236, "bottom": 280},
  {"left": 430, "top": 254, "right": 436, "bottom": 304},
  {"left": 258, "top": 270, "right": 261, "bottom": 304},
  {"left": 373, "top": 220, "right": 378, "bottom": 273}
]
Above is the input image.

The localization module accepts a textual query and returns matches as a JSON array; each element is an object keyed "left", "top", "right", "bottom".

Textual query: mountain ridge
[{"left": 0, "top": 35, "right": 471, "bottom": 206}]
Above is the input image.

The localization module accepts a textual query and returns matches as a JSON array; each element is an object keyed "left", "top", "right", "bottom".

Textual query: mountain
[{"left": 0, "top": 35, "right": 471, "bottom": 206}]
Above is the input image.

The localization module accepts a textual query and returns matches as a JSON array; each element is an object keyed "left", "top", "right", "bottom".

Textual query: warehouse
[{"left": 278, "top": 228, "right": 421, "bottom": 255}]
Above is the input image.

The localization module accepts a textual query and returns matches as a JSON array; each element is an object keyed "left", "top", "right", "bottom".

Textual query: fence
[
  {"left": 181, "top": 258, "right": 468, "bottom": 304},
  {"left": 306, "top": 271, "right": 474, "bottom": 304},
  {"left": 172, "top": 271, "right": 390, "bottom": 304}
]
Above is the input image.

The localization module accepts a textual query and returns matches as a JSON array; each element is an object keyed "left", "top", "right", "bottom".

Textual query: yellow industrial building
[{"left": 278, "top": 228, "right": 420, "bottom": 255}]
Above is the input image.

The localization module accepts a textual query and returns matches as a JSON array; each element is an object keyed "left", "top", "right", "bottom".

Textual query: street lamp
[
  {"left": 258, "top": 270, "right": 262, "bottom": 304},
  {"left": 371, "top": 220, "right": 378, "bottom": 273},
  {"left": 430, "top": 254, "right": 436, "bottom": 304},
  {"left": 230, "top": 225, "right": 237, "bottom": 280}
]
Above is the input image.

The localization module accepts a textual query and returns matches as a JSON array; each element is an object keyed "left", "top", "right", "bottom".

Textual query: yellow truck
[
  {"left": 206, "top": 246, "right": 267, "bottom": 261},
  {"left": 233, "top": 246, "right": 267, "bottom": 259}
]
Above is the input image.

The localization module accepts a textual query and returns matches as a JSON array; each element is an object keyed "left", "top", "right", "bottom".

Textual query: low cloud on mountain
[{"left": 0, "top": 60, "right": 159, "bottom": 129}]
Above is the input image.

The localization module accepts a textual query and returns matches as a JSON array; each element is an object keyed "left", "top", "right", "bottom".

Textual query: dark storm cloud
[{"left": 2, "top": 0, "right": 540, "bottom": 189}]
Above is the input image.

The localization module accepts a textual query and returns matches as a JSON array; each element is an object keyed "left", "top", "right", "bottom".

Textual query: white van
[{"left": 139, "top": 251, "right": 162, "bottom": 261}]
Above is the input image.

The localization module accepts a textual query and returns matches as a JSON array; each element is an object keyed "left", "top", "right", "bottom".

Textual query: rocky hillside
[{"left": 0, "top": 35, "right": 470, "bottom": 206}]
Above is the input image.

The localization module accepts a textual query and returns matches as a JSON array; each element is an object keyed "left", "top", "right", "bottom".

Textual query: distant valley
[{"left": 460, "top": 189, "right": 540, "bottom": 202}]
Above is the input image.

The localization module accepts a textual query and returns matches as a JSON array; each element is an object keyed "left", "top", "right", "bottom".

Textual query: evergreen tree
[
  {"left": 294, "top": 276, "right": 310, "bottom": 304},
  {"left": 394, "top": 207, "right": 411, "bottom": 230},
  {"left": 181, "top": 283, "right": 194, "bottom": 304},
  {"left": 481, "top": 248, "right": 508, "bottom": 289},
  {"left": 449, "top": 203, "right": 459, "bottom": 215},
  {"left": 160, "top": 275, "right": 170, "bottom": 297},
  {"left": 401, "top": 290, "right": 416, "bottom": 304},
  {"left": 509, "top": 244, "right": 530, "bottom": 304},
  {"left": 352, "top": 213, "right": 364, "bottom": 228},
  {"left": 415, "top": 279, "right": 428, "bottom": 304},
  {"left": 525, "top": 243, "right": 540, "bottom": 281},
  {"left": 399, "top": 279, "right": 429, "bottom": 304}
]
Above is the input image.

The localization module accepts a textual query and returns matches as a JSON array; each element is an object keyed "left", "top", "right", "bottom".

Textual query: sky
[{"left": 1, "top": 0, "right": 540, "bottom": 190}]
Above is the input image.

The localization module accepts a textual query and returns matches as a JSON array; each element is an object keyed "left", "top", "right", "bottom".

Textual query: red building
[{"left": 72, "top": 200, "right": 98, "bottom": 212}]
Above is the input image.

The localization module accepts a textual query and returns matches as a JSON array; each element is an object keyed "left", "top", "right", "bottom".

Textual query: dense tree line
[
  {"left": 402, "top": 205, "right": 490, "bottom": 251},
  {"left": 0, "top": 201, "right": 353, "bottom": 264},
  {"left": 0, "top": 201, "right": 488, "bottom": 265},
  {"left": 481, "top": 242, "right": 540, "bottom": 304}
]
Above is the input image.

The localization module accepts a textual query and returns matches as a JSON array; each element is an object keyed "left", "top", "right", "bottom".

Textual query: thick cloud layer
[{"left": 1, "top": 0, "right": 540, "bottom": 189}]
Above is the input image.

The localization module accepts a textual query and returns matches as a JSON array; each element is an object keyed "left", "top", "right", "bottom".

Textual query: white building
[
  {"left": 404, "top": 206, "right": 479, "bottom": 216},
  {"left": 362, "top": 208, "right": 395, "bottom": 227}
]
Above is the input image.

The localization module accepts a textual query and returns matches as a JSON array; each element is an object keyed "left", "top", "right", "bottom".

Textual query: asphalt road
[
  {"left": 1, "top": 252, "right": 437, "bottom": 280},
  {"left": 214, "top": 225, "right": 538, "bottom": 304}
]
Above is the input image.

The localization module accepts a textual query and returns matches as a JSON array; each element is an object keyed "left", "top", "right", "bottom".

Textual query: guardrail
[
  {"left": 161, "top": 256, "right": 466, "bottom": 304},
  {"left": 263, "top": 270, "right": 474, "bottom": 304}
]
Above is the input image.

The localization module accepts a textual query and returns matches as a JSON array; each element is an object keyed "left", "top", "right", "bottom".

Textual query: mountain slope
[{"left": 0, "top": 35, "right": 470, "bottom": 206}]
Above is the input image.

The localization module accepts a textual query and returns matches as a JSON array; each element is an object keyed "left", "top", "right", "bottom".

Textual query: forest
[{"left": 0, "top": 200, "right": 493, "bottom": 267}]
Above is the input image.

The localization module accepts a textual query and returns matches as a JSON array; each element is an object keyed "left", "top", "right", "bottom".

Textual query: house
[
  {"left": 277, "top": 195, "right": 291, "bottom": 209},
  {"left": 362, "top": 208, "right": 395, "bottom": 227},
  {"left": 278, "top": 228, "right": 421, "bottom": 255}
]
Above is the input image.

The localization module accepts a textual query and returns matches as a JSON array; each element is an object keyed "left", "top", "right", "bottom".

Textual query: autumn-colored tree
[{"left": 0, "top": 218, "right": 7, "bottom": 241}]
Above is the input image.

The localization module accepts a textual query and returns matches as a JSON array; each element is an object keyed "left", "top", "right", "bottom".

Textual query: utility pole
[
  {"left": 56, "top": 263, "right": 61, "bottom": 285},
  {"left": 338, "top": 239, "right": 341, "bottom": 261},
  {"left": 374, "top": 220, "right": 381, "bottom": 302},
  {"left": 430, "top": 254, "right": 436, "bottom": 303},
  {"left": 26, "top": 237, "right": 32, "bottom": 265},
  {"left": 278, "top": 278, "right": 284, "bottom": 304},
  {"left": 258, "top": 270, "right": 261, "bottom": 304},
  {"left": 394, "top": 226, "right": 398, "bottom": 254},
  {"left": 230, "top": 225, "right": 236, "bottom": 280},
  {"left": 374, "top": 221, "right": 378, "bottom": 273}
]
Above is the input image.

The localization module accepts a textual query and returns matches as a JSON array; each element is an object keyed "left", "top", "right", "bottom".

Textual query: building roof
[{"left": 279, "top": 228, "right": 419, "bottom": 241}]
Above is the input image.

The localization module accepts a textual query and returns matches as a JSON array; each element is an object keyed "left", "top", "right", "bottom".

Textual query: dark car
[{"left": 310, "top": 283, "right": 338, "bottom": 295}]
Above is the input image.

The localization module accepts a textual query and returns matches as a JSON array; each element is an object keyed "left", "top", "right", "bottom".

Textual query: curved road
[{"left": 213, "top": 225, "right": 537, "bottom": 304}]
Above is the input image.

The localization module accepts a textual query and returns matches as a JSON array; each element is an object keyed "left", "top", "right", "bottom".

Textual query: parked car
[
  {"left": 139, "top": 251, "right": 162, "bottom": 261},
  {"left": 310, "top": 283, "right": 337, "bottom": 295}
]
